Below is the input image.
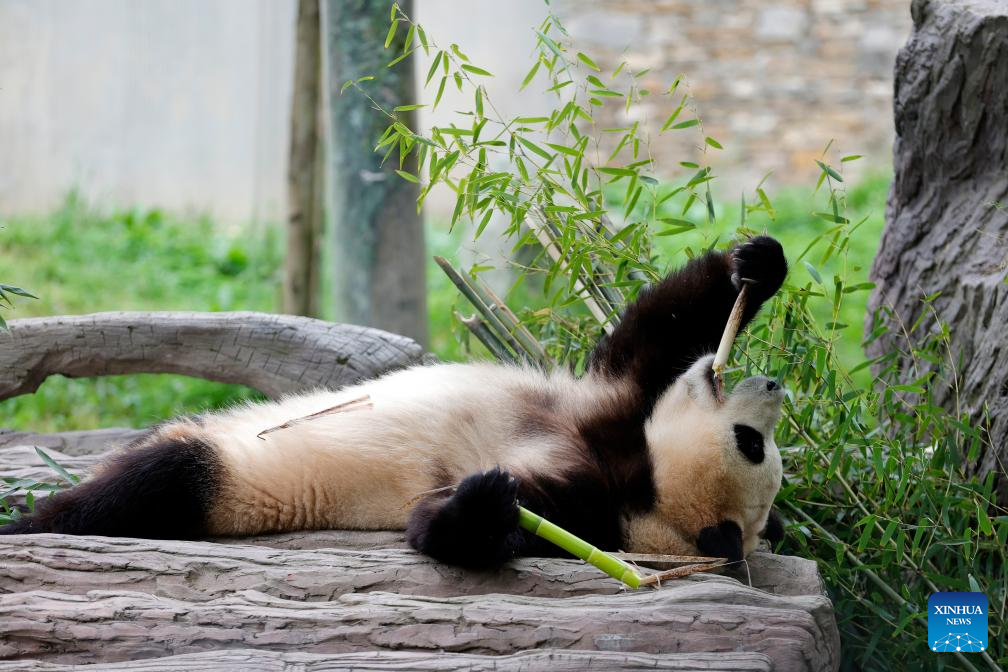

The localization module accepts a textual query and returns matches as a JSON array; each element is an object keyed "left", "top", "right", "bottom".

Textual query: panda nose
[{"left": 766, "top": 379, "right": 780, "bottom": 391}]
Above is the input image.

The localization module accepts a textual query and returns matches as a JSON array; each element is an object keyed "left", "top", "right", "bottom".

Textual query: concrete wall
[
  {"left": 0, "top": 0, "right": 910, "bottom": 222},
  {"left": 0, "top": 0, "right": 294, "bottom": 223}
]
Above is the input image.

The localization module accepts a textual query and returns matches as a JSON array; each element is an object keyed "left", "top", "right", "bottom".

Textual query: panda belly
[{"left": 197, "top": 362, "right": 570, "bottom": 536}]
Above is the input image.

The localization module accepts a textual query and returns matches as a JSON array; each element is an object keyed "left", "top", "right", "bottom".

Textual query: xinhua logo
[{"left": 928, "top": 592, "right": 988, "bottom": 653}]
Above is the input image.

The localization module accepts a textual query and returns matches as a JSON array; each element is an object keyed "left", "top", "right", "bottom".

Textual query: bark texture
[
  {"left": 323, "top": 0, "right": 428, "bottom": 346},
  {"left": 0, "top": 534, "right": 827, "bottom": 601},
  {"left": 0, "top": 585, "right": 838, "bottom": 670},
  {"left": 0, "top": 649, "right": 776, "bottom": 672},
  {"left": 284, "top": 0, "right": 325, "bottom": 317},
  {"left": 866, "top": 0, "right": 1008, "bottom": 490},
  {"left": 0, "top": 428, "right": 146, "bottom": 456},
  {"left": 0, "top": 312, "right": 425, "bottom": 402}
]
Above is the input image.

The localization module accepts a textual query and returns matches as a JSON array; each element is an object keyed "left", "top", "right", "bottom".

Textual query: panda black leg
[
  {"left": 760, "top": 507, "right": 785, "bottom": 547},
  {"left": 696, "top": 520, "right": 744, "bottom": 563},
  {"left": 406, "top": 467, "right": 522, "bottom": 568},
  {"left": 0, "top": 437, "right": 220, "bottom": 538}
]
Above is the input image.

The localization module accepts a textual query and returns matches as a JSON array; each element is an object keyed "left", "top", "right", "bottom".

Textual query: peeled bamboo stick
[{"left": 712, "top": 284, "right": 749, "bottom": 402}]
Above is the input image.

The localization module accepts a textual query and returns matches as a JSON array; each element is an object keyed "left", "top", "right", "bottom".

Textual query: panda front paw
[
  {"left": 731, "top": 236, "right": 787, "bottom": 299},
  {"left": 406, "top": 467, "right": 522, "bottom": 568},
  {"left": 453, "top": 467, "right": 520, "bottom": 534}
]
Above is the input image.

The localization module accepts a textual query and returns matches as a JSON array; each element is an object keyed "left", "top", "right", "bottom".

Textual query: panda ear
[{"left": 733, "top": 424, "right": 765, "bottom": 464}]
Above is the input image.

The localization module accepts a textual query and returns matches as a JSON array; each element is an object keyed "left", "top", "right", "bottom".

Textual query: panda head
[{"left": 641, "top": 354, "right": 785, "bottom": 551}]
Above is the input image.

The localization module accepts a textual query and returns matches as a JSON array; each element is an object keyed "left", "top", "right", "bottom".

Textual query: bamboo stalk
[
  {"left": 637, "top": 560, "right": 728, "bottom": 585},
  {"left": 435, "top": 256, "right": 529, "bottom": 364},
  {"left": 526, "top": 209, "right": 614, "bottom": 333},
  {"left": 712, "top": 284, "right": 749, "bottom": 402},
  {"left": 518, "top": 506, "right": 641, "bottom": 589},
  {"left": 456, "top": 312, "right": 519, "bottom": 365},
  {"left": 473, "top": 277, "right": 551, "bottom": 366}
]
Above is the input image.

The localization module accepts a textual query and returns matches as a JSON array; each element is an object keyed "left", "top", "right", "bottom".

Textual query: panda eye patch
[{"left": 733, "top": 424, "right": 765, "bottom": 464}]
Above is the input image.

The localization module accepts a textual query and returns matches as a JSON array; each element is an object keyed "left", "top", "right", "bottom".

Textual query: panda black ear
[{"left": 733, "top": 424, "right": 765, "bottom": 464}]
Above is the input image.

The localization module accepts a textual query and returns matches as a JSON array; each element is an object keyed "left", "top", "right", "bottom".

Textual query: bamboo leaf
[
  {"left": 35, "top": 447, "right": 80, "bottom": 485},
  {"left": 384, "top": 20, "right": 399, "bottom": 49},
  {"left": 461, "top": 64, "right": 493, "bottom": 77},
  {"left": 576, "top": 52, "right": 600, "bottom": 71}
]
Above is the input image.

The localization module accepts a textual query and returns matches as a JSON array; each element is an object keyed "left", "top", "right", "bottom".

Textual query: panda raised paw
[{"left": 730, "top": 235, "right": 787, "bottom": 300}]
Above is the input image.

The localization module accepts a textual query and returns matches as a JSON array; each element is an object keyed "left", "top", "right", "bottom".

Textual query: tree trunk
[
  {"left": 866, "top": 0, "right": 1008, "bottom": 493},
  {"left": 322, "top": 0, "right": 427, "bottom": 346},
  {"left": 283, "top": 0, "right": 325, "bottom": 317}
]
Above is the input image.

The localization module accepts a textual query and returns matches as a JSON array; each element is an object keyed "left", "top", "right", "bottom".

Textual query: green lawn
[{"left": 1, "top": 174, "right": 888, "bottom": 431}]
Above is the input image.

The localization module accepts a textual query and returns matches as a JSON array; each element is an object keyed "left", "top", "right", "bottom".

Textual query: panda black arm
[
  {"left": 406, "top": 468, "right": 524, "bottom": 568},
  {"left": 760, "top": 507, "right": 785, "bottom": 547},
  {"left": 406, "top": 467, "right": 622, "bottom": 567},
  {"left": 588, "top": 236, "right": 787, "bottom": 405}
]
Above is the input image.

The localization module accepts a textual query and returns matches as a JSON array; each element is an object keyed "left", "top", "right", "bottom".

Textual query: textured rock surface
[
  {"left": 0, "top": 311, "right": 426, "bottom": 401},
  {"left": 866, "top": 0, "right": 1008, "bottom": 493}
]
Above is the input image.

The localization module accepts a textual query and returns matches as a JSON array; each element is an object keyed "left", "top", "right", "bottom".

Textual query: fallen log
[
  {"left": 0, "top": 534, "right": 826, "bottom": 599},
  {"left": 0, "top": 312, "right": 426, "bottom": 402},
  {"left": 0, "top": 534, "right": 620, "bottom": 600},
  {"left": 0, "top": 586, "right": 840, "bottom": 670},
  {"left": 0, "top": 648, "right": 775, "bottom": 672},
  {"left": 0, "top": 428, "right": 145, "bottom": 457}
]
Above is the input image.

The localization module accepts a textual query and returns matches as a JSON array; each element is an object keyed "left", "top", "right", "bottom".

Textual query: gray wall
[{"left": 0, "top": 0, "right": 294, "bottom": 223}]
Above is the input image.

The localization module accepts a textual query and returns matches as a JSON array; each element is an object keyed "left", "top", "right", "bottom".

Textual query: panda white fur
[{"left": 1, "top": 236, "right": 788, "bottom": 568}]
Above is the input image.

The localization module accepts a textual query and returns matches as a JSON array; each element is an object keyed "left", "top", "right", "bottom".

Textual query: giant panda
[{"left": 1, "top": 236, "right": 788, "bottom": 569}]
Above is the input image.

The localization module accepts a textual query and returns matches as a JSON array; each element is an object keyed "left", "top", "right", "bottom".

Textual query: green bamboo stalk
[
  {"left": 518, "top": 505, "right": 641, "bottom": 589},
  {"left": 455, "top": 312, "right": 519, "bottom": 365},
  {"left": 470, "top": 275, "right": 551, "bottom": 367},
  {"left": 436, "top": 256, "right": 532, "bottom": 364}
]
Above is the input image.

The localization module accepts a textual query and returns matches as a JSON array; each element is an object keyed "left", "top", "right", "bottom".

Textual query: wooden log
[
  {"left": 0, "top": 428, "right": 146, "bottom": 457},
  {"left": 0, "top": 648, "right": 776, "bottom": 672},
  {"left": 0, "top": 534, "right": 621, "bottom": 600},
  {"left": 0, "top": 534, "right": 825, "bottom": 601},
  {"left": 0, "top": 586, "right": 840, "bottom": 670},
  {"left": 0, "top": 312, "right": 426, "bottom": 402}
]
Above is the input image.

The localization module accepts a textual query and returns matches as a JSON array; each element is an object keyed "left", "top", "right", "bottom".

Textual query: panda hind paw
[{"left": 731, "top": 235, "right": 787, "bottom": 297}]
